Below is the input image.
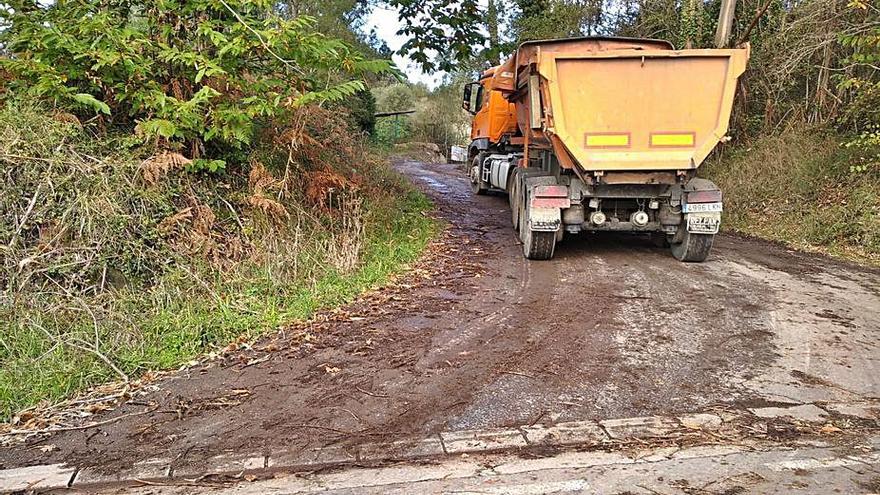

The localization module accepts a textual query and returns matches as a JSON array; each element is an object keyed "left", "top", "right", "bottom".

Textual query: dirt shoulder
[{"left": 1, "top": 160, "right": 878, "bottom": 475}]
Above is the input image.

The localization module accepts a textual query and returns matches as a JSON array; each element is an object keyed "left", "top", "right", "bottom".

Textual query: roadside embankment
[{"left": 702, "top": 127, "right": 879, "bottom": 266}]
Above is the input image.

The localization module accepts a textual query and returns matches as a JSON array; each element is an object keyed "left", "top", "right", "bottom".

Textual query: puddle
[{"left": 419, "top": 176, "right": 451, "bottom": 194}]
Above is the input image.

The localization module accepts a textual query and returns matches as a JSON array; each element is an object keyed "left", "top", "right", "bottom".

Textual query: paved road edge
[{"left": 1, "top": 400, "right": 877, "bottom": 493}]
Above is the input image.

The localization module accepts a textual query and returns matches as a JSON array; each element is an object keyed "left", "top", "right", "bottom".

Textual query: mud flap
[{"left": 528, "top": 184, "right": 569, "bottom": 233}]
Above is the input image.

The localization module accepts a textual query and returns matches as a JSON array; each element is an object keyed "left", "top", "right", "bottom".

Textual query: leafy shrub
[
  {"left": 702, "top": 127, "right": 880, "bottom": 263},
  {"left": 0, "top": 0, "right": 394, "bottom": 157},
  {"left": 837, "top": 1, "right": 880, "bottom": 130},
  {"left": 843, "top": 127, "right": 880, "bottom": 175}
]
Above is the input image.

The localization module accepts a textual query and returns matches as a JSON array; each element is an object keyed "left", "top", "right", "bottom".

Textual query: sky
[{"left": 363, "top": 5, "right": 448, "bottom": 89}]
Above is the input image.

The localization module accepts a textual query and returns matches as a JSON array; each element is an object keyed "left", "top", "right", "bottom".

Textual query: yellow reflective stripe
[
  {"left": 585, "top": 134, "right": 630, "bottom": 147},
  {"left": 651, "top": 133, "right": 695, "bottom": 147}
]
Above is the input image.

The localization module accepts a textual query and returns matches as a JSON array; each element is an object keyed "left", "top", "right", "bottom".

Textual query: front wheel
[
  {"left": 670, "top": 230, "right": 714, "bottom": 262},
  {"left": 470, "top": 153, "right": 489, "bottom": 195}
]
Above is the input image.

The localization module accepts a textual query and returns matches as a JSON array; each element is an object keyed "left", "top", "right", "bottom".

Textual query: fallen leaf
[{"left": 820, "top": 424, "right": 842, "bottom": 434}]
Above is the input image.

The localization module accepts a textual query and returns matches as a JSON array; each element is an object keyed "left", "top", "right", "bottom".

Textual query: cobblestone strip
[{"left": 1, "top": 401, "right": 875, "bottom": 493}]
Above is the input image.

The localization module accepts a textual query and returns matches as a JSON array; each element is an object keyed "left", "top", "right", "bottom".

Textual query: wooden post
[{"left": 714, "top": 0, "right": 737, "bottom": 48}]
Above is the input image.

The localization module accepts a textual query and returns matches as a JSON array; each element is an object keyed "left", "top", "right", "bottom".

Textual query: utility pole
[
  {"left": 487, "top": 0, "right": 501, "bottom": 65},
  {"left": 714, "top": 0, "right": 737, "bottom": 48}
]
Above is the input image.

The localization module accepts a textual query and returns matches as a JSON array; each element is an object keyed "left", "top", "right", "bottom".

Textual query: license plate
[
  {"left": 683, "top": 202, "right": 723, "bottom": 213},
  {"left": 687, "top": 213, "right": 721, "bottom": 234}
]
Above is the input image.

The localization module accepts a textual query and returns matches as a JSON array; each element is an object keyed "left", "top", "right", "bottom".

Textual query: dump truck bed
[
  {"left": 467, "top": 37, "right": 749, "bottom": 262},
  {"left": 544, "top": 48, "right": 748, "bottom": 172},
  {"left": 490, "top": 39, "right": 749, "bottom": 173}
]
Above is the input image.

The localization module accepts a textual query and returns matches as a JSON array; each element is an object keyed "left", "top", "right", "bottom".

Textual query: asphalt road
[{"left": 1, "top": 160, "right": 878, "bottom": 493}]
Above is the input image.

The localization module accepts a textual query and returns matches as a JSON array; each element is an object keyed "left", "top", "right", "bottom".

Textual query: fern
[{"left": 0, "top": 0, "right": 395, "bottom": 151}]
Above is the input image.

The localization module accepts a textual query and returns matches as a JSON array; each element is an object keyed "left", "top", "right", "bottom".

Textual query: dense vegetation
[{"left": 373, "top": 82, "right": 471, "bottom": 149}]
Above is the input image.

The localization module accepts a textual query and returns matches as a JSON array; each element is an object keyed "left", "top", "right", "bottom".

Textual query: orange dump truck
[{"left": 462, "top": 37, "right": 749, "bottom": 261}]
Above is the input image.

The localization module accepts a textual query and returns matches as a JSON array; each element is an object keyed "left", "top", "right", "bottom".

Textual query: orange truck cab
[
  {"left": 461, "top": 36, "right": 749, "bottom": 262},
  {"left": 464, "top": 68, "right": 517, "bottom": 145}
]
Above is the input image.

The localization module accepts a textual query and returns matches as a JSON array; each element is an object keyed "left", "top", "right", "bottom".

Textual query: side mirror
[
  {"left": 462, "top": 82, "right": 481, "bottom": 115},
  {"left": 462, "top": 83, "right": 473, "bottom": 113}
]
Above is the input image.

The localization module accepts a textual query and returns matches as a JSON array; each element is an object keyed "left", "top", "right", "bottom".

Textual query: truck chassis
[{"left": 469, "top": 150, "right": 722, "bottom": 262}]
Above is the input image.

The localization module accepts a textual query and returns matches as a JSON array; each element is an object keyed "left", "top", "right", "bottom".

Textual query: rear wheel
[
  {"left": 670, "top": 229, "right": 714, "bottom": 262},
  {"left": 508, "top": 168, "right": 520, "bottom": 230},
  {"left": 517, "top": 181, "right": 556, "bottom": 260},
  {"left": 522, "top": 228, "right": 556, "bottom": 260},
  {"left": 470, "top": 153, "right": 489, "bottom": 195},
  {"left": 650, "top": 232, "right": 670, "bottom": 248}
]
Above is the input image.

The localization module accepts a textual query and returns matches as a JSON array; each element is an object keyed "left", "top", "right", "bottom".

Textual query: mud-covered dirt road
[{"left": 2, "top": 160, "right": 878, "bottom": 476}]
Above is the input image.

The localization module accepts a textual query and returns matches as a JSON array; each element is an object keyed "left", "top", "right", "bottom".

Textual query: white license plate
[
  {"left": 687, "top": 213, "right": 721, "bottom": 234},
  {"left": 683, "top": 202, "right": 723, "bottom": 213}
]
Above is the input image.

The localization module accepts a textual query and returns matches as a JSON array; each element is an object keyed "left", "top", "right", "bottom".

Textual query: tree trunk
[{"left": 813, "top": 0, "right": 838, "bottom": 124}]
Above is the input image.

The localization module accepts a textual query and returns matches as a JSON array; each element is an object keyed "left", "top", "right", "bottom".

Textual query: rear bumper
[{"left": 572, "top": 221, "right": 663, "bottom": 232}]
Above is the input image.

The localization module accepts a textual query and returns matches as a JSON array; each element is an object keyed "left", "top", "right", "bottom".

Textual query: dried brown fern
[
  {"left": 305, "top": 169, "right": 355, "bottom": 210},
  {"left": 51, "top": 112, "right": 81, "bottom": 127},
  {"left": 140, "top": 152, "right": 192, "bottom": 185},
  {"left": 157, "top": 207, "right": 194, "bottom": 235},
  {"left": 191, "top": 204, "right": 216, "bottom": 236},
  {"left": 246, "top": 194, "right": 289, "bottom": 224},
  {"left": 248, "top": 162, "right": 278, "bottom": 194}
]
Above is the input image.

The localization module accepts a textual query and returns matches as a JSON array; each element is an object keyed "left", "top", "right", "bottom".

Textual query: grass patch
[
  {"left": 702, "top": 127, "right": 880, "bottom": 265},
  {"left": 0, "top": 104, "right": 438, "bottom": 421}
]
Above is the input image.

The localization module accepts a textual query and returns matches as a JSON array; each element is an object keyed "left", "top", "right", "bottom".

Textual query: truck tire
[
  {"left": 517, "top": 182, "right": 556, "bottom": 260},
  {"left": 650, "top": 232, "right": 670, "bottom": 248},
  {"left": 508, "top": 168, "right": 520, "bottom": 230},
  {"left": 670, "top": 230, "right": 714, "bottom": 262},
  {"left": 522, "top": 228, "right": 556, "bottom": 260},
  {"left": 470, "top": 153, "right": 489, "bottom": 195}
]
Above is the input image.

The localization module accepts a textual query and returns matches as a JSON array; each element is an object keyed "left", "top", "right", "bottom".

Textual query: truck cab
[{"left": 462, "top": 70, "right": 517, "bottom": 154}]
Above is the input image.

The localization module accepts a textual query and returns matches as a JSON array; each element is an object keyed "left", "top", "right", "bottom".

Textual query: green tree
[
  {"left": 278, "top": 0, "right": 392, "bottom": 58},
  {"left": 388, "top": 0, "right": 486, "bottom": 71},
  {"left": 838, "top": 0, "right": 880, "bottom": 129}
]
